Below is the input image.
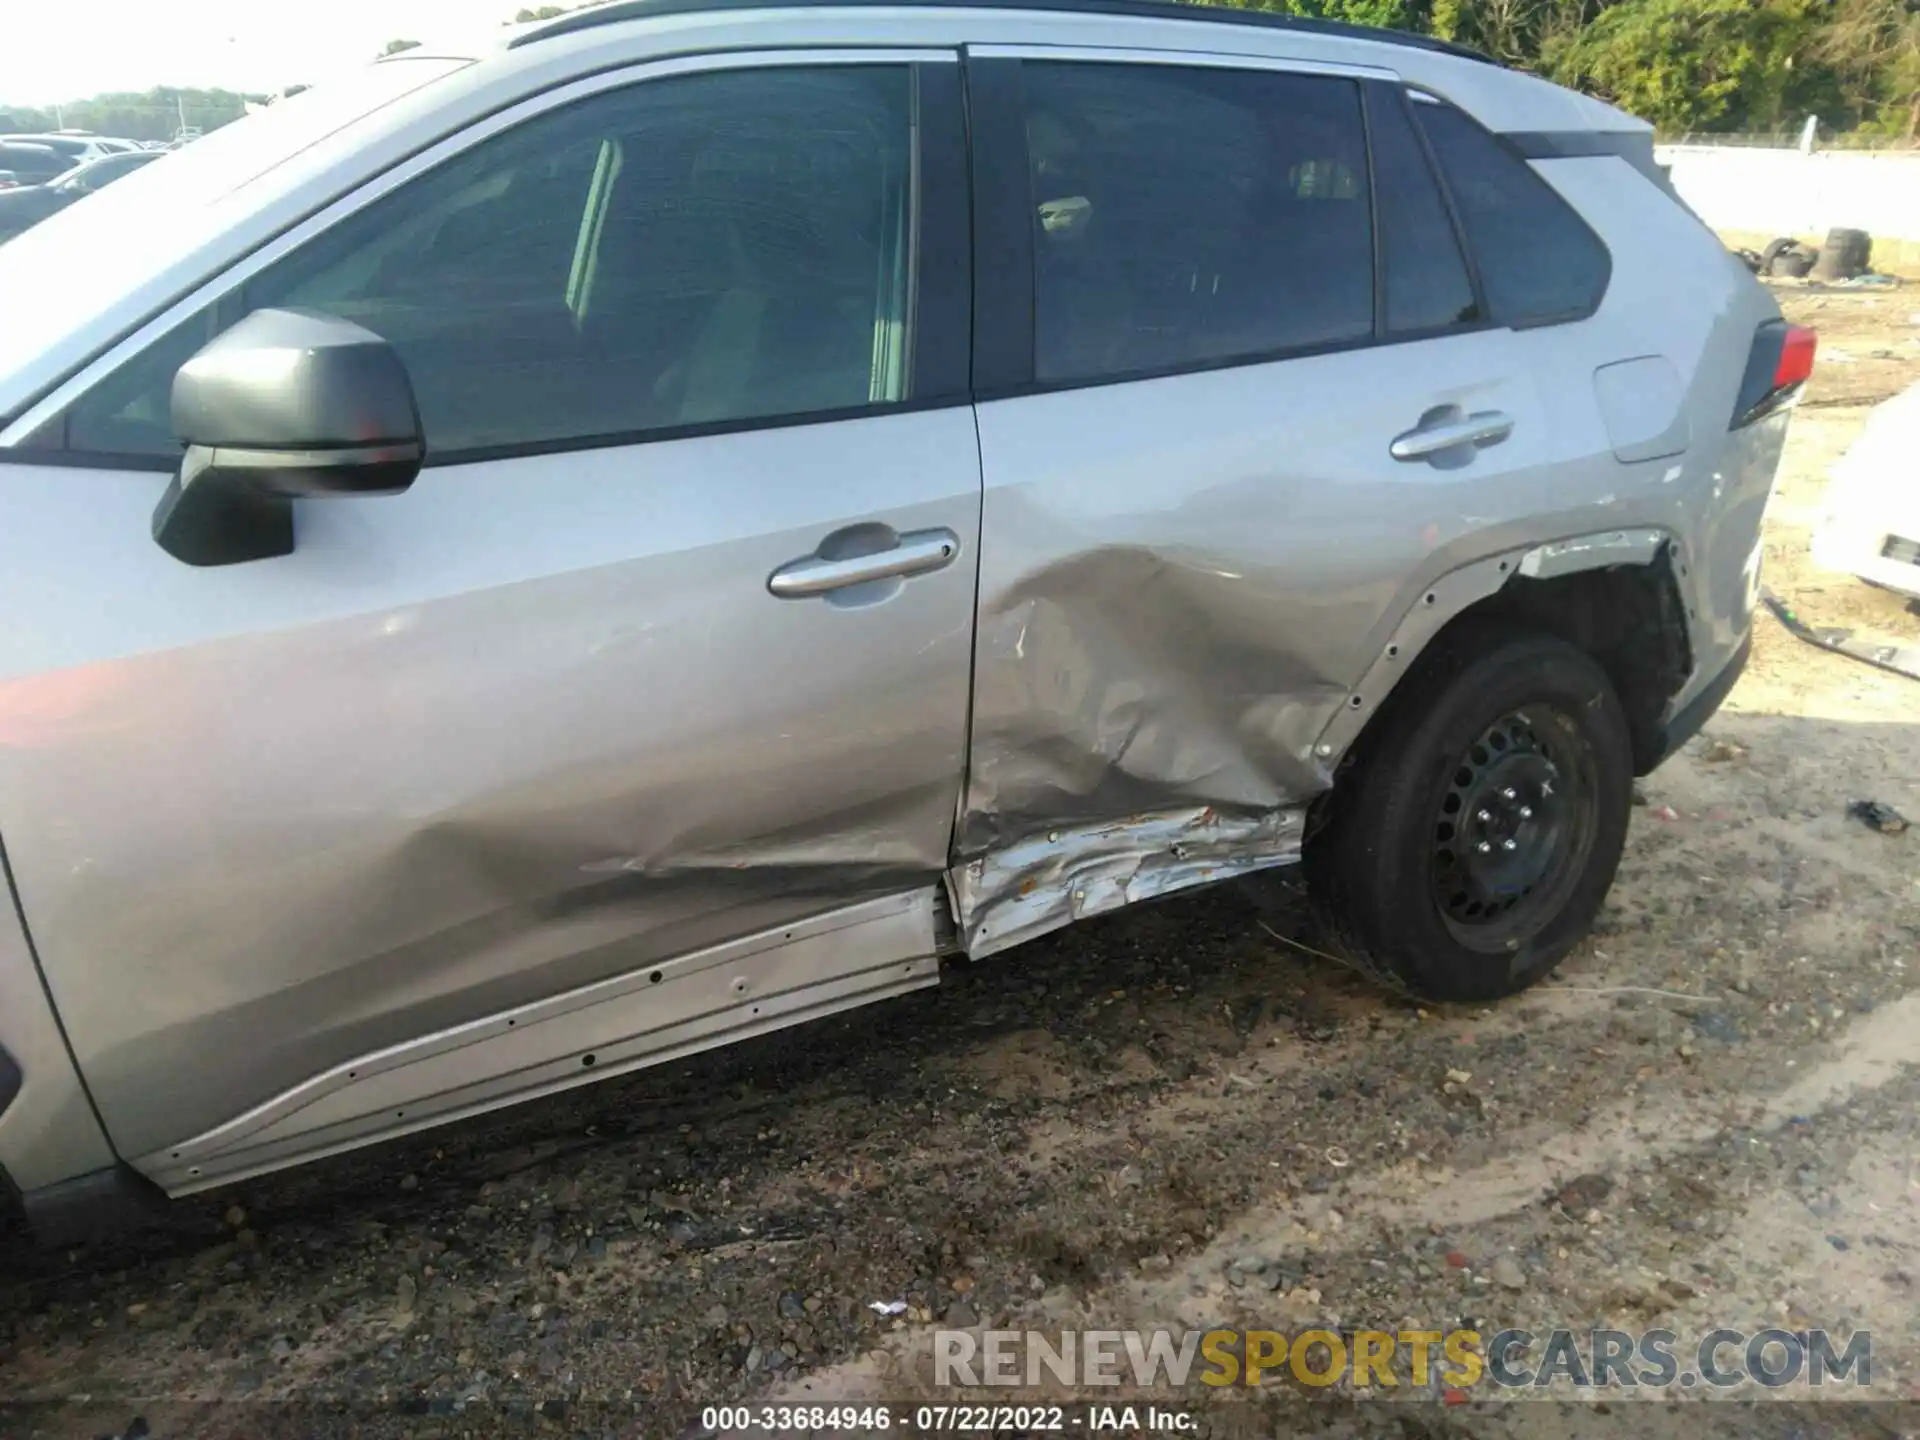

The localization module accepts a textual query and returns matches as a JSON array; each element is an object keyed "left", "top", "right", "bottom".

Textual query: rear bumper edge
[{"left": 1643, "top": 630, "right": 1751, "bottom": 774}]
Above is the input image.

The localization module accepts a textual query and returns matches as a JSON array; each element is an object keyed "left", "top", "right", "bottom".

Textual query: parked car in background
[
  {"left": 0, "top": 149, "right": 161, "bottom": 241},
  {"left": 53, "top": 131, "right": 142, "bottom": 153},
  {"left": 0, "top": 140, "right": 75, "bottom": 190},
  {"left": 0, "top": 132, "right": 126, "bottom": 164},
  {"left": 1813, "top": 378, "right": 1920, "bottom": 601},
  {"left": 0, "top": 0, "right": 1809, "bottom": 1242}
]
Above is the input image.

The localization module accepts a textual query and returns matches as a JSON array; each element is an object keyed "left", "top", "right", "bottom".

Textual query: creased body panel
[
  {"left": 948, "top": 804, "right": 1303, "bottom": 958},
  {"left": 957, "top": 150, "right": 1788, "bottom": 947},
  {"left": 0, "top": 407, "right": 981, "bottom": 1162},
  {"left": 961, "top": 334, "right": 1567, "bottom": 861}
]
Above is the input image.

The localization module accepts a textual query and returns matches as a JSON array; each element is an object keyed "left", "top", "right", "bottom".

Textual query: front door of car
[
  {"left": 0, "top": 52, "right": 979, "bottom": 1179},
  {"left": 954, "top": 54, "right": 1569, "bottom": 949}
]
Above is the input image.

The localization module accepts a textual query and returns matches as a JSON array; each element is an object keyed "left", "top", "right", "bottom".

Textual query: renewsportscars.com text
[{"left": 934, "top": 1327, "right": 1873, "bottom": 1390}]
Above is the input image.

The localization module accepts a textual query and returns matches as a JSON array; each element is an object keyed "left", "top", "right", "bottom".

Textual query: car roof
[
  {"left": 0, "top": 141, "right": 68, "bottom": 163},
  {"left": 64, "top": 151, "right": 157, "bottom": 173},
  {"left": 510, "top": 0, "right": 1498, "bottom": 63},
  {"left": 1, "top": 133, "right": 91, "bottom": 152}
]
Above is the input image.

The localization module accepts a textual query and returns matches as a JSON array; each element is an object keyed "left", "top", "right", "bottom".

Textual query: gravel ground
[{"left": 2, "top": 288, "right": 1918, "bottom": 1439}]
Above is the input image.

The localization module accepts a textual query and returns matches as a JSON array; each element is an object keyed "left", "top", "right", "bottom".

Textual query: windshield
[{"left": 94, "top": 58, "right": 470, "bottom": 215}]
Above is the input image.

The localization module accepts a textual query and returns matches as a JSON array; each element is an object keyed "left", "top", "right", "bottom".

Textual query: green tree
[
  {"left": 1816, "top": 0, "right": 1920, "bottom": 136},
  {"left": 1284, "top": 0, "right": 1431, "bottom": 30},
  {"left": 0, "top": 87, "right": 266, "bottom": 142},
  {"left": 13, "top": 0, "right": 1916, "bottom": 145},
  {"left": 1420, "top": 0, "right": 1607, "bottom": 66},
  {"left": 1548, "top": 0, "right": 1825, "bottom": 132},
  {"left": 1196, "top": 0, "right": 1432, "bottom": 32}
]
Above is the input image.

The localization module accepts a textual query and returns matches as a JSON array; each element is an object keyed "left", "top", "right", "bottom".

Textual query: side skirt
[{"left": 136, "top": 891, "right": 942, "bottom": 1196}]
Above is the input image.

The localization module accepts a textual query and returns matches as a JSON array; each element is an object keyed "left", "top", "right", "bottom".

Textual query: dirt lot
[{"left": 2, "top": 289, "right": 1918, "bottom": 1440}]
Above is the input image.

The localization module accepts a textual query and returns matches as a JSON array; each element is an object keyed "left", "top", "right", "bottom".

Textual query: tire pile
[{"left": 1739, "top": 227, "right": 1874, "bottom": 281}]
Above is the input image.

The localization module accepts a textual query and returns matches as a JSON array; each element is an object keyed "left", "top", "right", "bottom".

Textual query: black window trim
[
  {"left": 1406, "top": 83, "right": 1613, "bottom": 331},
  {"left": 965, "top": 53, "right": 1503, "bottom": 405},
  {"left": 1372, "top": 79, "right": 1491, "bottom": 335},
  {"left": 963, "top": 54, "right": 1036, "bottom": 399},
  {"left": 3, "top": 50, "right": 975, "bottom": 474},
  {"left": 1359, "top": 74, "right": 1386, "bottom": 345}
]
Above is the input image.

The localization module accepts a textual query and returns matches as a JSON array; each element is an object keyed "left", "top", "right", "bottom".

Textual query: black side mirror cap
[{"left": 153, "top": 307, "right": 425, "bottom": 567}]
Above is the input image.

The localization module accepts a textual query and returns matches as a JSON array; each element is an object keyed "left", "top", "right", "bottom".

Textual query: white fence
[{"left": 1655, "top": 143, "right": 1920, "bottom": 246}]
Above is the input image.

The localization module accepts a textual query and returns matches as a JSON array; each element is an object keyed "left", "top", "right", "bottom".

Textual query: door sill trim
[{"left": 136, "top": 890, "right": 940, "bottom": 1195}]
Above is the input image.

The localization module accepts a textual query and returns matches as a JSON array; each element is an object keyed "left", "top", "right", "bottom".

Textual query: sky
[{"left": 0, "top": 0, "right": 531, "bottom": 106}]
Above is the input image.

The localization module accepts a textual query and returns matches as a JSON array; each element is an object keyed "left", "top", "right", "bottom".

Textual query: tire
[
  {"left": 1812, "top": 226, "right": 1872, "bottom": 282},
  {"left": 1305, "top": 625, "right": 1633, "bottom": 1003},
  {"left": 1771, "top": 246, "right": 1817, "bottom": 279}
]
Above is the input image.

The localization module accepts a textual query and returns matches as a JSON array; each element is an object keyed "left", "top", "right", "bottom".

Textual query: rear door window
[
  {"left": 1019, "top": 62, "right": 1374, "bottom": 385},
  {"left": 1364, "top": 85, "right": 1480, "bottom": 335},
  {"left": 1410, "top": 94, "right": 1610, "bottom": 327}
]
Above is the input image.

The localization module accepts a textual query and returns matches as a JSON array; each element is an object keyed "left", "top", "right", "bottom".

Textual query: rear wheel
[{"left": 1305, "top": 627, "right": 1633, "bottom": 1002}]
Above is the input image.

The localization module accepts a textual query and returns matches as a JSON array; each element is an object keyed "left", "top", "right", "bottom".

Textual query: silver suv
[{"left": 0, "top": 0, "right": 1814, "bottom": 1239}]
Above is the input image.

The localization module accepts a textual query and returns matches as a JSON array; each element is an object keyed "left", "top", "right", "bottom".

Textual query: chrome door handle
[
  {"left": 767, "top": 527, "right": 961, "bottom": 599},
  {"left": 1390, "top": 409, "right": 1515, "bottom": 461}
]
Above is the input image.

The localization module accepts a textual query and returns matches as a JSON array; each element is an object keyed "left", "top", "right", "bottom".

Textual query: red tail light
[
  {"left": 1732, "top": 320, "right": 1817, "bottom": 428},
  {"left": 1774, "top": 324, "right": 1817, "bottom": 389}
]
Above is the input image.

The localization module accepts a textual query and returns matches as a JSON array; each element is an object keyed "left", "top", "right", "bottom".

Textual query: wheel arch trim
[{"left": 1308, "top": 526, "right": 1677, "bottom": 776}]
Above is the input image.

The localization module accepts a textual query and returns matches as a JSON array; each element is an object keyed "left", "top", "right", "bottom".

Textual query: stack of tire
[
  {"left": 1761, "top": 237, "right": 1818, "bottom": 278},
  {"left": 1812, "top": 227, "right": 1872, "bottom": 282},
  {"left": 1759, "top": 228, "right": 1872, "bottom": 282}
]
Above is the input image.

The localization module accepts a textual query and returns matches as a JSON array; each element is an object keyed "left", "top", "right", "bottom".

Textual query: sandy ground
[{"left": 1, "top": 288, "right": 1917, "bottom": 1440}]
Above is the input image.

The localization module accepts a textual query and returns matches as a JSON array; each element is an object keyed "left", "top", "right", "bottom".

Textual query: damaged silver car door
[{"left": 954, "top": 52, "right": 1566, "bottom": 954}]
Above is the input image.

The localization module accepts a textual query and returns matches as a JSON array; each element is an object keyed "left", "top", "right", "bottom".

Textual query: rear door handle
[
  {"left": 1390, "top": 408, "right": 1515, "bottom": 462},
  {"left": 767, "top": 527, "right": 961, "bottom": 599}
]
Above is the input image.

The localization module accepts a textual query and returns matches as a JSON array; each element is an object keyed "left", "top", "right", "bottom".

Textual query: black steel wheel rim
[{"left": 1430, "top": 705, "right": 1599, "bottom": 951}]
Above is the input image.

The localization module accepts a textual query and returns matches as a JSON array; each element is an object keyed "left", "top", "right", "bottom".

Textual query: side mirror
[{"left": 152, "top": 307, "right": 424, "bottom": 566}]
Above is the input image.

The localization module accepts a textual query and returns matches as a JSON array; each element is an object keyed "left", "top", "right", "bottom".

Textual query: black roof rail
[{"left": 509, "top": 0, "right": 1499, "bottom": 65}]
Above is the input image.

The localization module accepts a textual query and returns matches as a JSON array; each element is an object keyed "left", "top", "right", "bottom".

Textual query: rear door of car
[
  {"left": 0, "top": 49, "right": 980, "bottom": 1188},
  {"left": 953, "top": 47, "right": 1568, "bottom": 951}
]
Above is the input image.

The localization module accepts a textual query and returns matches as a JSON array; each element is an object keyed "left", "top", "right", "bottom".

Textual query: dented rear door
[{"left": 956, "top": 55, "right": 1556, "bottom": 943}]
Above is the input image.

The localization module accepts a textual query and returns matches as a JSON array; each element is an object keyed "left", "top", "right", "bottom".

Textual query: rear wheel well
[
  {"left": 1336, "top": 551, "right": 1692, "bottom": 786},
  {"left": 1441, "top": 552, "right": 1692, "bottom": 776}
]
